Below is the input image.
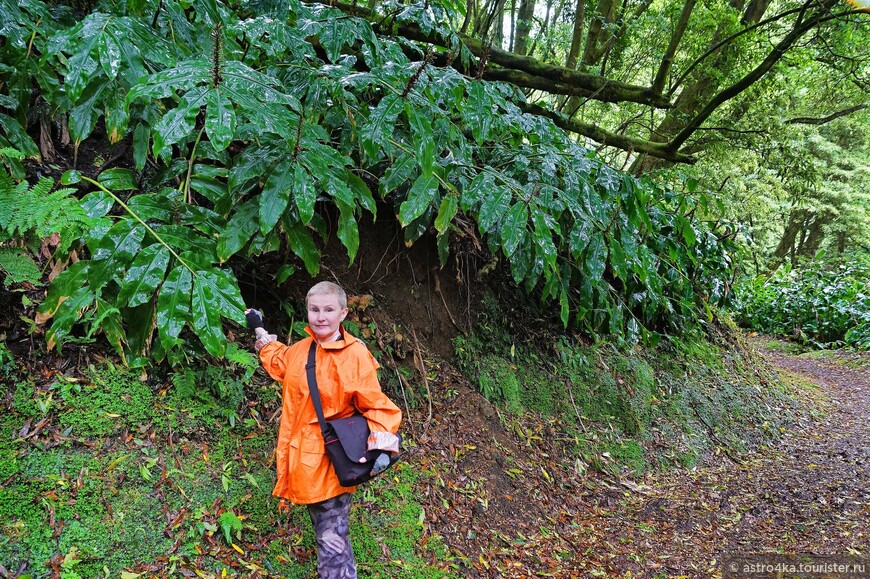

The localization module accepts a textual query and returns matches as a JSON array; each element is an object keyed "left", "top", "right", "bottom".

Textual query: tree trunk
[
  {"left": 768, "top": 208, "right": 806, "bottom": 272},
  {"left": 514, "top": 0, "right": 536, "bottom": 55},
  {"left": 565, "top": 0, "right": 585, "bottom": 68},
  {"left": 475, "top": 0, "right": 508, "bottom": 38},
  {"left": 651, "top": 0, "right": 697, "bottom": 95},
  {"left": 581, "top": 0, "right": 618, "bottom": 66},
  {"left": 797, "top": 215, "right": 827, "bottom": 259}
]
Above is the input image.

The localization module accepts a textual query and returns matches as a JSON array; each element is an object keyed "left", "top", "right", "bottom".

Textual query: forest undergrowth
[{"left": 0, "top": 279, "right": 835, "bottom": 578}]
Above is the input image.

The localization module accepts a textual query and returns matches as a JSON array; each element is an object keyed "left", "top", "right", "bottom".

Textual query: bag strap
[{"left": 305, "top": 341, "right": 329, "bottom": 435}]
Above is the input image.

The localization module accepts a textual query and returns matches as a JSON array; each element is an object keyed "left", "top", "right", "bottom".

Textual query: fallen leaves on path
[{"left": 422, "top": 344, "right": 868, "bottom": 577}]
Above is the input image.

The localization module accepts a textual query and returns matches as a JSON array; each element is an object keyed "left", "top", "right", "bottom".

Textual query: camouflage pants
[{"left": 307, "top": 493, "right": 357, "bottom": 579}]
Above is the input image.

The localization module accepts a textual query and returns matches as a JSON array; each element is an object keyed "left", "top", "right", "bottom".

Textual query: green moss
[{"left": 57, "top": 364, "right": 154, "bottom": 437}]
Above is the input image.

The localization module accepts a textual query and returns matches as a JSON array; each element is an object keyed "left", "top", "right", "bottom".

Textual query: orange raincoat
[{"left": 259, "top": 327, "right": 402, "bottom": 504}]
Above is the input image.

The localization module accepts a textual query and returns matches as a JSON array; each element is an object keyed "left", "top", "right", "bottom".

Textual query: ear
[{"left": 340, "top": 307, "right": 349, "bottom": 321}]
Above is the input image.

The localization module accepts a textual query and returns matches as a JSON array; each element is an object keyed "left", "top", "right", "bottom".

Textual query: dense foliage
[
  {"left": 731, "top": 254, "right": 870, "bottom": 349},
  {"left": 0, "top": 0, "right": 738, "bottom": 363}
]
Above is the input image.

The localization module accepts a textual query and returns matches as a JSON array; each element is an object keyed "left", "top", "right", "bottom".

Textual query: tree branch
[
  {"left": 520, "top": 102, "right": 696, "bottom": 163},
  {"left": 786, "top": 104, "right": 868, "bottom": 125},
  {"left": 667, "top": 4, "right": 806, "bottom": 97},
  {"left": 313, "top": 0, "right": 672, "bottom": 109},
  {"left": 667, "top": 1, "right": 850, "bottom": 151}
]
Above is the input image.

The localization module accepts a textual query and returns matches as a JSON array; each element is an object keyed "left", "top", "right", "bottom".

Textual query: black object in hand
[
  {"left": 245, "top": 309, "right": 264, "bottom": 330},
  {"left": 370, "top": 452, "right": 391, "bottom": 475}
]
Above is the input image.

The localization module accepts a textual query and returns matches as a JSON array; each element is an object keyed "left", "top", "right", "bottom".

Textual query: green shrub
[{"left": 732, "top": 254, "right": 870, "bottom": 349}]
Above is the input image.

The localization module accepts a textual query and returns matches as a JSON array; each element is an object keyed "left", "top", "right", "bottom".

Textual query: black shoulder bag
[{"left": 305, "top": 342, "right": 401, "bottom": 486}]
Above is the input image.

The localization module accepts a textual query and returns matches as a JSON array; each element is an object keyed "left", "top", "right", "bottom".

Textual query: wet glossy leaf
[
  {"left": 195, "top": 267, "right": 246, "bottom": 324},
  {"left": 118, "top": 244, "right": 170, "bottom": 307},
  {"left": 99, "top": 168, "right": 137, "bottom": 191},
  {"left": 152, "top": 86, "right": 208, "bottom": 158},
  {"left": 88, "top": 220, "right": 147, "bottom": 291},
  {"left": 435, "top": 195, "right": 458, "bottom": 235},
  {"left": 206, "top": 87, "right": 235, "bottom": 152},
  {"left": 191, "top": 274, "right": 224, "bottom": 357},
  {"left": 406, "top": 105, "right": 434, "bottom": 179},
  {"left": 284, "top": 219, "right": 320, "bottom": 276},
  {"left": 260, "top": 159, "right": 293, "bottom": 236},
  {"left": 399, "top": 173, "right": 438, "bottom": 227},
  {"left": 501, "top": 202, "right": 527, "bottom": 258},
  {"left": 362, "top": 94, "right": 402, "bottom": 159},
  {"left": 218, "top": 198, "right": 259, "bottom": 262},
  {"left": 381, "top": 153, "right": 417, "bottom": 196},
  {"left": 98, "top": 31, "right": 121, "bottom": 80},
  {"left": 157, "top": 265, "right": 192, "bottom": 351},
  {"left": 477, "top": 182, "right": 511, "bottom": 233},
  {"left": 337, "top": 201, "right": 359, "bottom": 262},
  {"left": 46, "top": 286, "right": 95, "bottom": 351},
  {"left": 585, "top": 233, "right": 607, "bottom": 280}
]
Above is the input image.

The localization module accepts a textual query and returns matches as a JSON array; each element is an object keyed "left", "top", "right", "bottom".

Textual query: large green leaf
[
  {"left": 399, "top": 173, "right": 438, "bottom": 227},
  {"left": 46, "top": 287, "right": 95, "bottom": 351},
  {"left": 501, "top": 202, "right": 528, "bottom": 258},
  {"left": 104, "top": 90, "right": 129, "bottom": 144},
  {"left": 152, "top": 86, "right": 208, "bottom": 158},
  {"left": 381, "top": 153, "right": 417, "bottom": 196},
  {"left": 191, "top": 275, "right": 225, "bottom": 357},
  {"left": 117, "top": 244, "right": 170, "bottom": 307},
  {"left": 95, "top": 298, "right": 127, "bottom": 362},
  {"left": 406, "top": 105, "right": 434, "bottom": 179},
  {"left": 293, "top": 164, "right": 316, "bottom": 224},
  {"left": 195, "top": 267, "right": 246, "bottom": 324},
  {"left": 463, "top": 82, "right": 493, "bottom": 144},
  {"left": 284, "top": 218, "right": 320, "bottom": 276},
  {"left": 477, "top": 181, "right": 511, "bottom": 233},
  {"left": 585, "top": 233, "right": 607, "bottom": 280},
  {"left": 361, "top": 94, "right": 402, "bottom": 159},
  {"left": 346, "top": 173, "right": 376, "bottom": 216},
  {"left": 608, "top": 235, "right": 628, "bottom": 281},
  {"left": 126, "top": 58, "right": 211, "bottom": 104},
  {"left": 319, "top": 16, "right": 358, "bottom": 63},
  {"left": 260, "top": 159, "right": 294, "bottom": 236},
  {"left": 218, "top": 198, "right": 259, "bottom": 262},
  {"left": 0, "top": 114, "right": 40, "bottom": 159},
  {"left": 569, "top": 220, "right": 594, "bottom": 258},
  {"left": 221, "top": 61, "right": 300, "bottom": 112},
  {"left": 127, "top": 189, "right": 179, "bottom": 222},
  {"left": 157, "top": 265, "right": 192, "bottom": 351},
  {"left": 434, "top": 195, "right": 458, "bottom": 235},
  {"left": 157, "top": 224, "right": 218, "bottom": 261},
  {"left": 88, "top": 219, "right": 147, "bottom": 291},
  {"left": 336, "top": 201, "right": 359, "bottom": 262},
  {"left": 98, "top": 168, "right": 137, "bottom": 191},
  {"left": 63, "top": 14, "right": 107, "bottom": 102},
  {"left": 38, "top": 261, "right": 90, "bottom": 322},
  {"left": 206, "top": 87, "right": 236, "bottom": 152},
  {"left": 97, "top": 29, "right": 121, "bottom": 80},
  {"left": 68, "top": 79, "right": 109, "bottom": 145}
]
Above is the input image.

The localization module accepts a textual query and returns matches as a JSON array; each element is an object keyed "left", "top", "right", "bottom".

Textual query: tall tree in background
[{"left": 438, "top": 0, "right": 868, "bottom": 168}]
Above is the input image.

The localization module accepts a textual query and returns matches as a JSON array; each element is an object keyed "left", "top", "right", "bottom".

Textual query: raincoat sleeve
[
  {"left": 258, "top": 340, "right": 293, "bottom": 383},
  {"left": 352, "top": 358, "right": 402, "bottom": 454}
]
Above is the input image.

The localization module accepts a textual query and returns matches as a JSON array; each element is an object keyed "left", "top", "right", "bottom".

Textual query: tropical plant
[{"left": 0, "top": 0, "right": 740, "bottom": 363}]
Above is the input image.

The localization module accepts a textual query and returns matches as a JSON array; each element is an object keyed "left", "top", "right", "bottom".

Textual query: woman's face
[{"left": 307, "top": 293, "right": 348, "bottom": 342}]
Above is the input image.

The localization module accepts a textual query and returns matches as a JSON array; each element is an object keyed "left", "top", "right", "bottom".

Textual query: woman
[{"left": 246, "top": 281, "right": 402, "bottom": 578}]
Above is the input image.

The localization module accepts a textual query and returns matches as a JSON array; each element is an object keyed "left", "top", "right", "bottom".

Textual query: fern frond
[
  {"left": 0, "top": 246, "right": 42, "bottom": 286},
  {"left": 0, "top": 177, "right": 94, "bottom": 253}
]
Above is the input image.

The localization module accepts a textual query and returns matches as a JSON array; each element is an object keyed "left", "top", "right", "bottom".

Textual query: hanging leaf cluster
[{"left": 0, "top": 0, "right": 737, "bottom": 361}]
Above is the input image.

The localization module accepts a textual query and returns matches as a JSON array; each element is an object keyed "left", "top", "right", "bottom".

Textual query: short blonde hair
[{"left": 306, "top": 281, "right": 347, "bottom": 309}]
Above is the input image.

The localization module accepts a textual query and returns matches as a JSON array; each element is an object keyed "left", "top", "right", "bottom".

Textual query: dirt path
[
  {"left": 577, "top": 346, "right": 870, "bottom": 578},
  {"left": 425, "top": 346, "right": 869, "bottom": 578}
]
